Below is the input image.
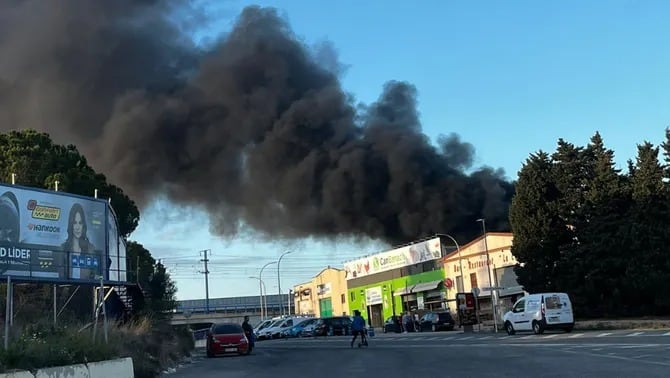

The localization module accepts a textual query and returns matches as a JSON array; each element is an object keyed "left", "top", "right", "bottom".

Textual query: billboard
[
  {"left": 0, "top": 183, "right": 127, "bottom": 284},
  {"left": 344, "top": 237, "right": 442, "bottom": 280}
]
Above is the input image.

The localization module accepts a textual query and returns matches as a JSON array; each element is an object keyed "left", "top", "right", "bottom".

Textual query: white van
[{"left": 503, "top": 292, "right": 574, "bottom": 335}]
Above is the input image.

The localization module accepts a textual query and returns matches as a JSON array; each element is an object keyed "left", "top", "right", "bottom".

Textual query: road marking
[
  {"left": 542, "top": 334, "right": 558, "bottom": 339},
  {"left": 633, "top": 355, "right": 651, "bottom": 359},
  {"left": 567, "top": 333, "right": 584, "bottom": 338},
  {"left": 262, "top": 342, "right": 667, "bottom": 350},
  {"left": 596, "top": 332, "right": 612, "bottom": 337},
  {"left": 520, "top": 335, "right": 535, "bottom": 339},
  {"left": 626, "top": 332, "right": 644, "bottom": 337},
  {"left": 663, "top": 331, "right": 670, "bottom": 336},
  {"left": 499, "top": 336, "right": 512, "bottom": 339},
  {"left": 556, "top": 349, "right": 670, "bottom": 367},
  {"left": 479, "top": 336, "right": 493, "bottom": 340},
  {"left": 459, "top": 336, "right": 474, "bottom": 340},
  {"left": 441, "top": 337, "right": 455, "bottom": 340}
]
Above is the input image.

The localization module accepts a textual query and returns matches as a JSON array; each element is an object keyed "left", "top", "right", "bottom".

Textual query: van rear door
[{"left": 542, "top": 293, "right": 573, "bottom": 324}]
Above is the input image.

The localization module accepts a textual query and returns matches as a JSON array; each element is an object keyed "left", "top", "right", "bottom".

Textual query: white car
[
  {"left": 256, "top": 319, "right": 285, "bottom": 340},
  {"left": 258, "top": 317, "right": 311, "bottom": 339},
  {"left": 503, "top": 292, "right": 574, "bottom": 335}
]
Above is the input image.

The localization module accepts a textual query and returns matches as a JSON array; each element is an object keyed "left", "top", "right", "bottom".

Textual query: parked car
[
  {"left": 282, "top": 317, "right": 320, "bottom": 338},
  {"left": 382, "top": 315, "right": 402, "bottom": 333},
  {"left": 503, "top": 292, "right": 574, "bottom": 335},
  {"left": 253, "top": 319, "right": 275, "bottom": 335},
  {"left": 206, "top": 323, "right": 250, "bottom": 358},
  {"left": 255, "top": 319, "right": 285, "bottom": 340},
  {"left": 418, "top": 311, "right": 455, "bottom": 332},
  {"left": 312, "top": 316, "right": 353, "bottom": 336},
  {"left": 257, "top": 316, "right": 311, "bottom": 339}
]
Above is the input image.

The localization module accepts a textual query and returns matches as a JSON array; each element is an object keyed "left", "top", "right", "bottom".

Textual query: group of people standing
[{"left": 401, "top": 311, "right": 421, "bottom": 332}]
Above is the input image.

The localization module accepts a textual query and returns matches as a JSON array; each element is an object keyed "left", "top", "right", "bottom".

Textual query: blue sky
[{"left": 132, "top": 0, "right": 670, "bottom": 300}]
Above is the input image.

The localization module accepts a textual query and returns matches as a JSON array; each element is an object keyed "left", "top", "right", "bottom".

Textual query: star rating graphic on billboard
[{"left": 0, "top": 182, "right": 128, "bottom": 284}]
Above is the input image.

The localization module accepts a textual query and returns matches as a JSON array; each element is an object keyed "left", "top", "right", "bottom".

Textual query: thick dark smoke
[{"left": 0, "top": 1, "right": 514, "bottom": 245}]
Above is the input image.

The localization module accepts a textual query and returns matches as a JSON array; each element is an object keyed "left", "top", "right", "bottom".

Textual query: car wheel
[
  {"left": 505, "top": 321, "right": 515, "bottom": 336},
  {"left": 563, "top": 326, "right": 573, "bottom": 333},
  {"left": 532, "top": 320, "right": 544, "bottom": 335}
]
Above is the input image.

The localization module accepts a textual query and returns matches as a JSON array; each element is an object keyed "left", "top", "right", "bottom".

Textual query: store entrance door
[{"left": 369, "top": 304, "right": 384, "bottom": 328}]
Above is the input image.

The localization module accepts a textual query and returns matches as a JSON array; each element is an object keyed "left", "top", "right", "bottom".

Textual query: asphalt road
[{"left": 167, "top": 329, "right": 670, "bottom": 377}]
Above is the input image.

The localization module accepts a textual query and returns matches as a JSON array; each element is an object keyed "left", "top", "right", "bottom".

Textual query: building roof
[{"left": 443, "top": 232, "right": 513, "bottom": 260}]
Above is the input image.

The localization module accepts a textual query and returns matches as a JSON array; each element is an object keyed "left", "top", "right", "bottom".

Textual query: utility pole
[
  {"left": 477, "top": 218, "right": 498, "bottom": 333},
  {"left": 200, "top": 249, "right": 211, "bottom": 313}
]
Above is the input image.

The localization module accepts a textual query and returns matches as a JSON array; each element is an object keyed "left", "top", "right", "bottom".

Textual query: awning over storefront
[{"left": 393, "top": 280, "right": 443, "bottom": 296}]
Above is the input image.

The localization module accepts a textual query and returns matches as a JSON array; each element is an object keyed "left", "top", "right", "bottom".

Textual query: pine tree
[
  {"left": 509, "top": 151, "right": 564, "bottom": 292},
  {"left": 626, "top": 142, "right": 669, "bottom": 314},
  {"left": 572, "top": 132, "right": 630, "bottom": 316},
  {"left": 549, "top": 139, "right": 590, "bottom": 293}
]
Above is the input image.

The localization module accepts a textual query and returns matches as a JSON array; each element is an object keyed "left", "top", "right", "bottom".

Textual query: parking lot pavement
[
  {"left": 255, "top": 328, "right": 670, "bottom": 346},
  {"left": 168, "top": 333, "right": 670, "bottom": 378}
]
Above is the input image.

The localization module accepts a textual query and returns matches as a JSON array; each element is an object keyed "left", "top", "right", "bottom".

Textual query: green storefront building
[{"left": 343, "top": 236, "right": 449, "bottom": 328}]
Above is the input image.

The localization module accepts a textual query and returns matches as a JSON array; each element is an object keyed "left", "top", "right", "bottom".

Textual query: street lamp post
[
  {"left": 249, "top": 276, "right": 267, "bottom": 320},
  {"left": 436, "top": 233, "right": 464, "bottom": 292},
  {"left": 277, "top": 251, "right": 293, "bottom": 316},
  {"left": 260, "top": 261, "right": 277, "bottom": 319},
  {"left": 477, "top": 218, "right": 498, "bottom": 333}
]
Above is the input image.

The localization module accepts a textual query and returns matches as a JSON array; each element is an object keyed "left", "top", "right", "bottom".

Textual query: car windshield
[
  {"left": 438, "top": 313, "right": 452, "bottom": 320},
  {"left": 265, "top": 320, "right": 280, "bottom": 327},
  {"left": 213, "top": 324, "right": 243, "bottom": 334}
]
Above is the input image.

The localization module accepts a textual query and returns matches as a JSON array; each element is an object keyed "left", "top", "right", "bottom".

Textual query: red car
[{"left": 206, "top": 323, "right": 251, "bottom": 357}]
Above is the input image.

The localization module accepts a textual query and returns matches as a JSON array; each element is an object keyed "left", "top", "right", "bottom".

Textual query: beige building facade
[
  {"left": 293, "top": 266, "right": 349, "bottom": 317},
  {"left": 442, "top": 232, "right": 525, "bottom": 317}
]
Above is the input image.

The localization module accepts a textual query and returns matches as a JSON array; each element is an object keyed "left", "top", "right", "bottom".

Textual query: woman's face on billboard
[{"left": 73, "top": 211, "right": 83, "bottom": 239}]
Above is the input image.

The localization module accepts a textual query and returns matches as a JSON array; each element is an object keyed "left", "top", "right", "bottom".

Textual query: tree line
[
  {"left": 510, "top": 130, "right": 670, "bottom": 318},
  {"left": 0, "top": 129, "right": 176, "bottom": 323}
]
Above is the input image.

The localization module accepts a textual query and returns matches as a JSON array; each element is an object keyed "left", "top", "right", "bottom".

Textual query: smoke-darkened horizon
[{"left": 0, "top": 1, "right": 514, "bottom": 245}]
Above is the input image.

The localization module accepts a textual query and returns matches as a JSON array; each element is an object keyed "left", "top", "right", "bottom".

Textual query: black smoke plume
[{"left": 0, "top": 1, "right": 514, "bottom": 245}]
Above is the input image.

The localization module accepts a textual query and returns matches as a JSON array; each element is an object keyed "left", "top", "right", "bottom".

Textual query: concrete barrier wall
[{"left": 0, "top": 357, "right": 133, "bottom": 378}]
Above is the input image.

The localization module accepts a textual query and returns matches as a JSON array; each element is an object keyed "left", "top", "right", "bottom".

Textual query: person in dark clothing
[{"left": 242, "top": 316, "right": 255, "bottom": 352}]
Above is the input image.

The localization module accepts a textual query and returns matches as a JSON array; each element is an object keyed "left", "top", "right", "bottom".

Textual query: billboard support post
[
  {"left": 53, "top": 285, "right": 57, "bottom": 325},
  {"left": 8, "top": 283, "right": 12, "bottom": 327},
  {"left": 92, "top": 288, "right": 99, "bottom": 340},
  {"left": 4, "top": 275, "right": 10, "bottom": 350},
  {"left": 100, "top": 276, "right": 108, "bottom": 343},
  {"left": 10, "top": 173, "right": 15, "bottom": 185}
]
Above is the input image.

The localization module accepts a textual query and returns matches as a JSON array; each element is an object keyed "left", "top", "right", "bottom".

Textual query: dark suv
[
  {"left": 313, "top": 316, "right": 353, "bottom": 336},
  {"left": 418, "top": 311, "right": 455, "bottom": 332}
]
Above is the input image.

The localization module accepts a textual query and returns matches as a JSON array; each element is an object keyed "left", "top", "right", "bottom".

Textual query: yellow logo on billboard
[{"left": 31, "top": 205, "right": 61, "bottom": 221}]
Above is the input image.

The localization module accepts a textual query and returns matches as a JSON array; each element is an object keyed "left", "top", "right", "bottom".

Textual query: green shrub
[
  {"left": 0, "top": 317, "right": 195, "bottom": 377},
  {"left": 0, "top": 322, "right": 117, "bottom": 373}
]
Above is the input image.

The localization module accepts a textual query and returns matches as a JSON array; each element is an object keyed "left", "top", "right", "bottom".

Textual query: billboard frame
[
  {"left": 0, "top": 182, "right": 130, "bottom": 287},
  {"left": 343, "top": 236, "right": 443, "bottom": 280}
]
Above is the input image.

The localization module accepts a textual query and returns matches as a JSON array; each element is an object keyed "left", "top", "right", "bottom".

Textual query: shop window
[
  {"left": 350, "top": 292, "right": 355, "bottom": 301},
  {"left": 341, "top": 293, "right": 346, "bottom": 304}
]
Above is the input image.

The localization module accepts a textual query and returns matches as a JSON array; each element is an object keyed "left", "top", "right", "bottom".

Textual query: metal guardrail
[
  {"left": 174, "top": 305, "right": 292, "bottom": 314},
  {"left": 192, "top": 328, "right": 210, "bottom": 340}
]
